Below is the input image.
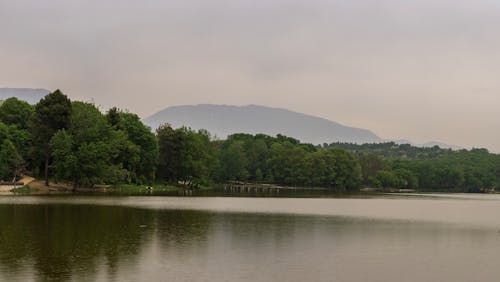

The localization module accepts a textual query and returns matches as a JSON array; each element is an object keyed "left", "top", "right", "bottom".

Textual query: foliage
[
  {"left": 1, "top": 90, "right": 499, "bottom": 193},
  {"left": 325, "top": 142, "right": 452, "bottom": 160},
  {"left": 30, "top": 90, "right": 72, "bottom": 185},
  {"left": 10, "top": 185, "right": 38, "bottom": 194},
  {"left": 391, "top": 149, "right": 500, "bottom": 192},
  {"left": 156, "top": 124, "right": 214, "bottom": 187},
  {"left": 50, "top": 102, "right": 116, "bottom": 187},
  {"left": 0, "top": 139, "right": 23, "bottom": 181},
  {"left": 214, "top": 134, "right": 361, "bottom": 191},
  {"left": 0, "top": 97, "right": 34, "bottom": 130},
  {"left": 218, "top": 140, "right": 249, "bottom": 181},
  {"left": 106, "top": 108, "right": 159, "bottom": 184}
]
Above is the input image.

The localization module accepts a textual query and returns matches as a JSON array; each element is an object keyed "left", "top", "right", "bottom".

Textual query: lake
[{"left": 1, "top": 194, "right": 500, "bottom": 281}]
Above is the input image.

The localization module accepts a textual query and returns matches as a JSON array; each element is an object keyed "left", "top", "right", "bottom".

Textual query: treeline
[
  {"left": 155, "top": 129, "right": 361, "bottom": 191},
  {"left": 328, "top": 143, "right": 500, "bottom": 192},
  {"left": 1, "top": 90, "right": 500, "bottom": 192},
  {"left": 324, "top": 142, "right": 452, "bottom": 159},
  {"left": 391, "top": 149, "right": 500, "bottom": 192},
  {"left": 0, "top": 91, "right": 158, "bottom": 188},
  {"left": 0, "top": 90, "right": 361, "bottom": 190}
]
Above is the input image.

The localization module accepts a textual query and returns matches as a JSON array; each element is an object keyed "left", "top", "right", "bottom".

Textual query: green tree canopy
[
  {"left": 157, "top": 125, "right": 214, "bottom": 186},
  {"left": 51, "top": 102, "right": 123, "bottom": 188},
  {"left": 0, "top": 139, "right": 23, "bottom": 181},
  {"left": 0, "top": 97, "right": 34, "bottom": 130},
  {"left": 106, "top": 108, "right": 159, "bottom": 184},
  {"left": 31, "top": 90, "right": 72, "bottom": 185}
]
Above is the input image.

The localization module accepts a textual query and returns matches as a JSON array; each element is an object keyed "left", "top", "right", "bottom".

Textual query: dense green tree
[
  {"left": 213, "top": 134, "right": 361, "bottom": 190},
  {"left": 31, "top": 90, "right": 72, "bottom": 186},
  {"left": 0, "top": 122, "right": 27, "bottom": 181},
  {"left": 245, "top": 138, "right": 269, "bottom": 181},
  {"left": 157, "top": 125, "right": 213, "bottom": 186},
  {"left": 0, "top": 122, "right": 10, "bottom": 145},
  {"left": 393, "top": 168, "right": 419, "bottom": 189},
  {"left": 218, "top": 141, "right": 249, "bottom": 182},
  {"left": 106, "top": 108, "right": 159, "bottom": 184},
  {"left": 326, "top": 142, "right": 452, "bottom": 160},
  {"left": 50, "top": 130, "right": 76, "bottom": 183},
  {"left": 51, "top": 102, "right": 122, "bottom": 188},
  {"left": 267, "top": 141, "right": 308, "bottom": 185},
  {"left": 357, "top": 153, "right": 387, "bottom": 184},
  {"left": 305, "top": 150, "right": 335, "bottom": 186},
  {"left": 157, "top": 124, "right": 181, "bottom": 183},
  {"left": 0, "top": 104, "right": 32, "bottom": 166},
  {"left": 0, "top": 97, "right": 34, "bottom": 130},
  {"left": 326, "top": 148, "right": 362, "bottom": 191},
  {"left": 0, "top": 139, "right": 23, "bottom": 181},
  {"left": 179, "top": 129, "right": 214, "bottom": 186},
  {"left": 6, "top": 125, "right": 31, "bottom": 160},
  {"left": 373, "top": 170, "right": 399, "bottom": 189}
]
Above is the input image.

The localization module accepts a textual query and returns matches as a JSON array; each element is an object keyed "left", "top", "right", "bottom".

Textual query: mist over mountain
[
  {"left": 0, "top": 88, "right": 49, "bottom": 104},
  {"left": 143, "top": 104, "right": 383, "bottom": 145}
]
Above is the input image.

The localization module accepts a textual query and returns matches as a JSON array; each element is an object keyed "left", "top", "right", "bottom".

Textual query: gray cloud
[{"left": 1, "top": 0, "right": 500, "bottom": 150}]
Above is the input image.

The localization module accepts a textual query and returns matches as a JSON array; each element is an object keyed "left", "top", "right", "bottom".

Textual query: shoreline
[{"left": 0, "top": 177, "right": 496, "bottom": 196}]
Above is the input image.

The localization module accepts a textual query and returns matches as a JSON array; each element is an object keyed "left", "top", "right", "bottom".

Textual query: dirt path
[
  {"left": 0, "top": 185, "right": 13, "bottom": 193},
  {"left": 0, "top": 176, "right": 36, "bottom": 193},
  {"left": 27, "top": 179, "right": 74, "bottom": 193},
  {"left": 1, "top": 177, "right": 105, "bottom": 194}
]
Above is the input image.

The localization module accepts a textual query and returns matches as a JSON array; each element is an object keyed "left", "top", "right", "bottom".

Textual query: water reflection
[
  {"left": 0, "top": 198, "right": 499, "bottom": 281},
  {"left": 0, "top": 205, "right": 156, "bottom": 281}
]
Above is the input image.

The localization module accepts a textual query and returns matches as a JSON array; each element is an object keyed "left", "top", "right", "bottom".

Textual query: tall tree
[
  {"left": 218, "top": 141, "right": 249, "bottom": 182},
  {"left": 51, "top": 102, "right": 122, "bottom": 189},
  {"left": 156, "top": 124, "right": 179, "bottom": 183},
  {"left": 157, "top": 125, "right": 213, "bottom": 186},
  {"left": 106, "top": 109, "right": 159, "bottom": 184},
  {"left": 31, "top": 90, "right": 72, "bottom": 186}
]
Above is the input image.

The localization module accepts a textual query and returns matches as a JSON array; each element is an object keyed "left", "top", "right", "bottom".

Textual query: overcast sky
[{"left": 1, "top": 0, "right": 500, "bottom": 150}]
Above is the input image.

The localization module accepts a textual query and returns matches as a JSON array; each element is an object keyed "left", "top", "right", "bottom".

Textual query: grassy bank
[{"left": 11, "top": 185, "right": 40, "bottom": 194}]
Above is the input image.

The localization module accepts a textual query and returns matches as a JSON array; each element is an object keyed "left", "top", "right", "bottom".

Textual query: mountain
[
  {"left": 143, "top": 104, "right": 383, "bottom": 145},
  {"left": 420, "top": 141, "right": 463, "bottom": 150},
  {"left": 0, "top": 88, "right": 49, "bottom": 104}
]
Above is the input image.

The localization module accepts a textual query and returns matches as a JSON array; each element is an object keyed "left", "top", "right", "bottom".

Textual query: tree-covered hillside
[
  {"left": 1, "top": 90, "right": 499, "bottom": 193},
  {"left": 326, "top": 142, "right": 500, "bottom": 192}
]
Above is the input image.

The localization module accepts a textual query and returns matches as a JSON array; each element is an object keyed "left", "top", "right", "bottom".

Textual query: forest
[{"left": 0, "top": 90, "right": 499, "bottom": 193}]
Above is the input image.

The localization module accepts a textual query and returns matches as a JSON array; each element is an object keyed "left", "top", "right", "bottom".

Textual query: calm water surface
[{"left": 1, "top": 194, "right": 500, "bottom": 281}]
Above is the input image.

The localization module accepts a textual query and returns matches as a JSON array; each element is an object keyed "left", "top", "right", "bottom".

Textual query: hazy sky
[{"left": 2, "top": 0, "right": 500, "bottom": 150}]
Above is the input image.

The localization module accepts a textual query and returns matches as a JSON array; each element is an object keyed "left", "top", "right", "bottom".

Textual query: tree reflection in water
[{"left": 0, "top": 204, "right": 213, "bottom": 281}]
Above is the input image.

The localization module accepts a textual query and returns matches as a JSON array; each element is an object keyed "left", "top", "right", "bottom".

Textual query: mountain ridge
[
  {"left": 143, "top": 104, "right": 383, "bottom": 145},
  {"left": 0, "top": 88, "right": 49, "bottom": 104}
]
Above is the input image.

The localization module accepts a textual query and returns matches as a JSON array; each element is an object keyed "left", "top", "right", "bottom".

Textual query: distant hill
[
  {"left": 392, "top": 139, "right": 463, "bottom": 150},
  {"left": 420, "top": 141, "right": 463, "bottom": 150},
  {"left": 143, "top": 104, "right": 383, "bottom": 145},
  {"left": 0, "top": 88, "right": 49, "bottom": 104}
]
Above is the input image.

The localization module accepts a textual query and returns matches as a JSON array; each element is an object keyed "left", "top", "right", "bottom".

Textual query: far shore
[{"left": 0, "top": 177, "right": 496, "bottom": 196}]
